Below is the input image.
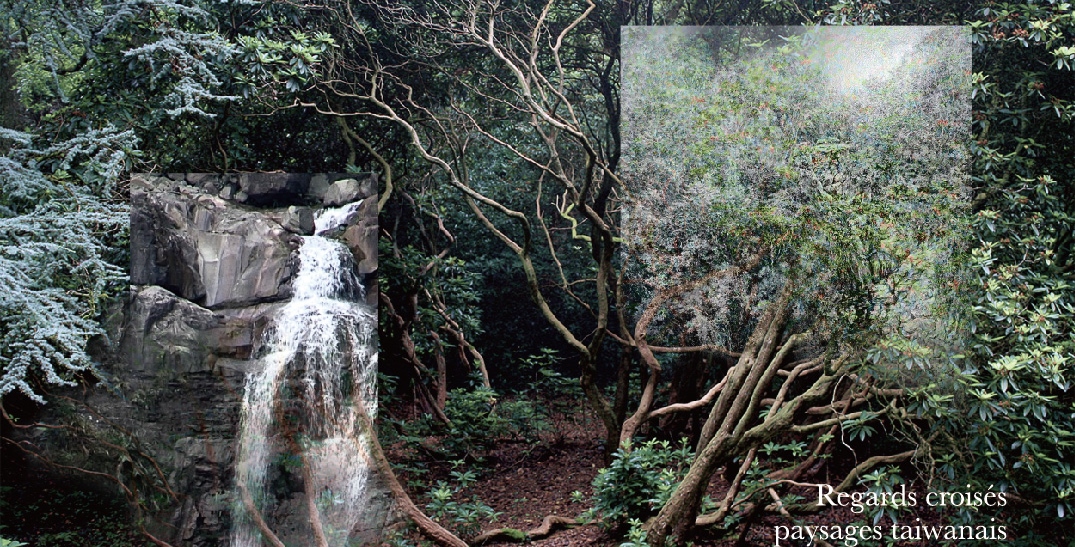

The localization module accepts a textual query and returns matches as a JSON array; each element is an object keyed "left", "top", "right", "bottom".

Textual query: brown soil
[{"left": 384, "top": 403, "right": 955, "bottom": 547}]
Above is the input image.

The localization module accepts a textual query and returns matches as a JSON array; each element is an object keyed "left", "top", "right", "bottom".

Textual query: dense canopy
[{"left": 1, "top": 0, "right": 1072, "bottom": 545}]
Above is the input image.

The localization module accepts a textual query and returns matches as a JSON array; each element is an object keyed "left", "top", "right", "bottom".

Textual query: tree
[
  {"left": 814, "top": 1, "right": 1075, "bottom": 540},
  {"left": 280, "top": 3, "right": 976, "bottom": 543},
  {"left": 924, "top": 2, "right": 1074, "bottom": 538},
  {"left": 0, "top": 0, "right": 189, "bottom": 402},
  {"left": 621, "top": 26, "right": 972, "bottom": 543},
  {"left": 0, "top": 0, "right": 355, "bottom": 404},
  {"left": 0, "top": 127, "right": 130, "bottom": 403},
  {"left": 3, "top": 0, "right": 1072, "bottom": 544},
  {"left": 0, "top": 2, "right": 335, "bottom": 544},
  {"left": 292, "top": 0, "right": 633, "bottom": 458}
]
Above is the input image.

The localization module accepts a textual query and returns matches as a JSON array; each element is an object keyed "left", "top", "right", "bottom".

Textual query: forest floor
[
  {"left": 385, "top": 401, "right": 955, "bottom": 547},
  {"left": 385, "top": 403, "right": 613, "bottom": 546}
]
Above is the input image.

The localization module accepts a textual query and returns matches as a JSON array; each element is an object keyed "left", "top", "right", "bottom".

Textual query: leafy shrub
[
  {"left": 905, "top": 4, "right": 1075, "bottom": 540},
  {"left": 588, "top": 439, "right": 694, "bottom": 529},
  {"left": 857, "top": 466, "right": 910, "bottom": 526},
  {"left": 0, "top": 485, "right": 148, "bottom": 546},
  {"left": 521, "top": 348, "right": 579, "bottom": 398},
  {"left": 425, "top": 466, "right": 500, "bottom": 539},
  {"left": 619, "top": 519, "right": 651, "bottom": 547},
  {"left": 440, "top": 385, "right": 547, "bottom": 459}
]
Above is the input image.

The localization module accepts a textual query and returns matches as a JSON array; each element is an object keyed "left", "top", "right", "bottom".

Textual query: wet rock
[
  {"left": 131, "top": 175, "right": 298, "bottom": 309},
  {"left": 219, "top": 183, "right": 238, "bottom": 201},
  {"left": 130, "top": 188, "right": 207, "bottom": 303},
  {"left": 21, "top": 172, "right": 389, "bottom": 547},
  {"left": 185, "top": 173, "right": 215, "bottom": 186},
  {"left": 309, "top": 173, "right": 332, "bottom": 200},
  {"left": 311, "top": 194, "right": 378, "bottom": 306},
  {"left": 338, "top": 195, "right": 378, "bottom": 276},
  {"left": 350, "top": 473, "right": 398, "bottom": 545},
  {"left": 306, "top": 173, "right": 377, "bottom": 205},
  {"left": 119, "top": 286, "right": 272, "bottom": 373},
  {"left": 275, "top": 205, "right": 315, "bottom": 235},
  {"left": 322, "top": 177, "right": 362, "bottom": 206},
  {"left": 237, "top": 173, "right": 311, "bottom": 205}
]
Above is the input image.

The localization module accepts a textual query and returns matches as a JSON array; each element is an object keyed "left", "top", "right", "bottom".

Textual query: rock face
[
  {"left": 78, "top": 173, "right": 389, "bottom": 545},
  {"left": 237, "top": 173, "right": 310, "bottom": 205},
  {"left": 131, "top": 180, "right": 301, "bottom": 308}
]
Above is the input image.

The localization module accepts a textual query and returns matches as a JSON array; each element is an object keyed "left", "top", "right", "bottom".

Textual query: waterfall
[{"left": 231, "top": 204, "right": 377, "bottom": 546}]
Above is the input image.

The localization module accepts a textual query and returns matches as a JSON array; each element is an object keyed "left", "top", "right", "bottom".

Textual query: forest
[{"left": 1, "top": 1, "right": 1073, "bottom": 546}]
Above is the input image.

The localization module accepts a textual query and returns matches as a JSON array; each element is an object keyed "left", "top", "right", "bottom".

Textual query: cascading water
[{"left": 231, "top": 203, "right": 377, "bottom": 546}]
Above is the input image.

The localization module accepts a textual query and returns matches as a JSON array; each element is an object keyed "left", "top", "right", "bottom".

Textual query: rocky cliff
[{"left": 48, "top": 173, "right": 390, "bottom": 545}]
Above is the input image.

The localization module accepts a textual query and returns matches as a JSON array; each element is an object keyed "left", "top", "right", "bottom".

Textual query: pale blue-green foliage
[
  {"left": 125, "top": 30, "right": 238, "bottom": 117},
  {"left": 120, "top": 2, "right": 241, "bottom": 117},
  {"left": 1, "top": 0, "right": 245, "bottom": 404},
  {"left": 0, "top": 129, "right": 130, "bottom": 403},
  {"left": 621, "top": 27, "right": 970, "bottom": 355},
  {"left": 3, "top": 0, "right": 239, "bottom": 119},
  {"left": 117, "top": 1, "right": 239, "bottom": 116}
]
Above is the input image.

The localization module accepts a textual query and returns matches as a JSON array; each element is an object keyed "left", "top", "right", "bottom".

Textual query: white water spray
[{"left": 232, "top": 204, "right": 376, "bottom": 546}]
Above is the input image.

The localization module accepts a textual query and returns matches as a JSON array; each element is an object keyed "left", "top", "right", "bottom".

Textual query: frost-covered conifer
[
  {"left": 0, "top": 128, "right": 131, "bottom": 402},
  {"left": 1, "top": 0, "right": 244, "bottom": 402}
]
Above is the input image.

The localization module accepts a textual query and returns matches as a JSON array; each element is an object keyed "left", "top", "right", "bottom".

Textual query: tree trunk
[
  {"left": 613, "top": 346, "right": 632, "bottom": 430},
  {"left": 430, "top": 331, "right": 448, "bottom": 409},
  {"left": 659, "top": 352, "right": 710, "bottom": 441},
  {"left": 352, "top": 399, "right": 468, "bottom": 547},
  {"left": 647, "top": 293, "right": 793, "bottom": 544},
  {"left": 1, "top": 55, "right": 27, "bottom": 130}
]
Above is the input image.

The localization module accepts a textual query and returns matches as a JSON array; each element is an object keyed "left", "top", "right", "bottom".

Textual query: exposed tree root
[
  {"left": 471, "top": 515, "right": 579, "bottom": 545},
  {"left": 803, "top": 449, "right": 918, "bottom": 510},
  {"left": 139, "top": 526, "right": 178, "bottom": 547},
  {"left": 2, "top": 401, "right": 180, "bottom": 547},
  {"left": 300, "top": 453, "right": 331, "bottom": 547},
  {"left": 352, "top": 403, "right": 468, "bottom": 547},
  {"left": 239, "top": 482, "right": 287, "bottom": 547}
]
